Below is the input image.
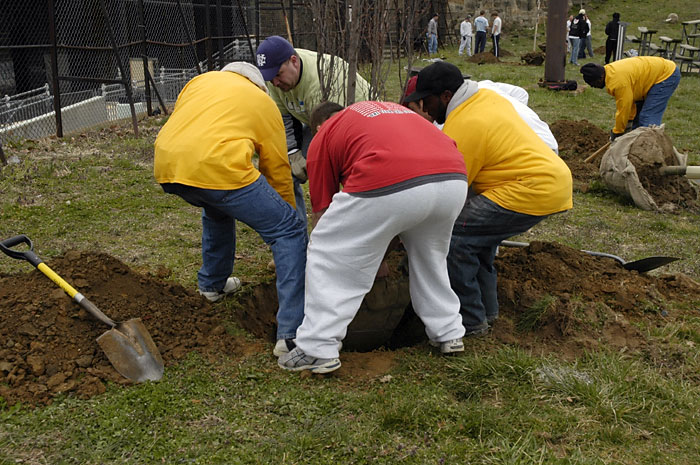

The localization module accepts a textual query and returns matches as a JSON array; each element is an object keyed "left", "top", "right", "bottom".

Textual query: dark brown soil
[
  {"left": 521, "top": 51, "right": 545, "bottom": 65},
  {"left": 468, "top": 52, "right": 501, "bottom": 64},
  {"left": 3, "top": 243, "right": 699, "bottom": 407},
  {"left": 392, "top": 241, "right": 700, "bottom": 360},
  {"left": 550, "top": 119, "right": 609, "bottom": 192}
]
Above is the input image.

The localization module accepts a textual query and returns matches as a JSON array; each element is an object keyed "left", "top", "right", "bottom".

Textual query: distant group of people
[
  {"left": 152, "top": 5, "right": 681, "bottom": 375},
  {"left": 432, "top": 10, "right": 502, "bottom": 58},
  {"left": 567, "top": 9, "right": 592, "bottom": 65}
]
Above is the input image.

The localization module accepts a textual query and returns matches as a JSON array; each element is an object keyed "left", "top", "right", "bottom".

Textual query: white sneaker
[
  {"left": 278, "top": 347, "right": 341, "bottom": 374},
  {"left": 198, "top": 277, "right": 242, "bottom": 302},
  {"left": 273, "top": 339, "right": 296, "bottom": 357},
  {"left": 430, "top": 338, "right": 465, "bottom": 354},
  {"left": 273, "top": 339, "right": 342, "bottom": 357}
]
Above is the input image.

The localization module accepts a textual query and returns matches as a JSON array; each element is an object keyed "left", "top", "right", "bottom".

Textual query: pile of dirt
[
  {"left": 3, "top": 243, "right": 699, "bottom": 407},
  {"left": 550, "top": 119, "right": 609, "bottom": 191},
  {"left": 493, "top": 241, "right": 700, "bottom": 357},
  {"left": 521, "top": 51, "right": 545, "bottom": 65},
  {"left": 0, "top": 250, "right": 409, "bottom": 406},
  {"left": 468, "top": 52, "right": 500, "bottom": 64},
  {"left": 391, "top": 242, "right": 700, "bottom": 359},
  {"left": 0, "top": 251, "right": 245, "bottom": 407}
]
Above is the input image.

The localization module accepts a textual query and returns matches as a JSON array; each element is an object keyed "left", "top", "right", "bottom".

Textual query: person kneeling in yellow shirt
[{"left": 404, "top": 61, "right": 573, "bottom": 336}]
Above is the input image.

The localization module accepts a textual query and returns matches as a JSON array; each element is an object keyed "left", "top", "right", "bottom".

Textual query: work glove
[
  {"left": 288, "top": 150, "right": 308, "bottom": 183},
  {"left": 609, "top": 130, "right": 622, "bottom": 142},
  {"left": 462, "top": 35, "right": 467, "bottom": 40}
]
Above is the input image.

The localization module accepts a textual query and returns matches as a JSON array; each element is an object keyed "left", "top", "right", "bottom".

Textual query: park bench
[
  {"left": 658, "top": 36, "right": 681, "bottom": 60},
  {"left": 675, "top": 43, "right": 700, "bottom": 72},
  {"left": 681, "top": 19, "right": 700, "bottom": 46}
]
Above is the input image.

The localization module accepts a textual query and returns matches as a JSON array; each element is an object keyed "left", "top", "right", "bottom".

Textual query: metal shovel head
[
  {"left": 622, "top": 256, "right": 680, "bottom": 273},
  {"left": 96, "top": 318, "right": 164, "bottom": 382}
]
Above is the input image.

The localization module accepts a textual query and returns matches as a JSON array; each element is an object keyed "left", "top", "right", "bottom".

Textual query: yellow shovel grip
[{"left": 37, "top": 263, "right": 79, "bottom": 299}]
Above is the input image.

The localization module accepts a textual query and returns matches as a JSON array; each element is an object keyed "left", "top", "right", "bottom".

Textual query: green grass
[{"left": 3, "top": 1, "right": 700, "bottom": 463}]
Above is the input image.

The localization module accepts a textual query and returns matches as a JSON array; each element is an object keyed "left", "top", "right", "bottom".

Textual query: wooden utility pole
[{"left": 544, "top": 0, "right": 568, "bottom": 83}]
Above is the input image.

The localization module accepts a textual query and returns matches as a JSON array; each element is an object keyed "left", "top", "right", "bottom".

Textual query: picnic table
[
  {"left": 675, "top": 43, "right": 700, "bottom": 73},
  {"left": 681, "top": 19, "right": 700, "bottom": 45},
  {"left": 658, "top": 36, "right": 682, "bottom": 60},
  {"left": 637, "top": 27, "right": 657, "bottom": 56}
]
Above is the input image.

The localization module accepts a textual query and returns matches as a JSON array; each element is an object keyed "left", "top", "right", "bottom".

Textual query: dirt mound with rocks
[
  {"left": 0, "top": 251, "right": 245, "bottom": 407},
  {"left": 521, "top": 51, "right": 545, "bottom": 65},
  {"left": 494, "top": 241, "right": 700, "bottom": 357},
  {"left": 550, "top": 119, "right": 609, "bottom": 191},
  {"left": 392, "top": 242, "right": 700, "bottom": 359},
  {"left": 3, "top": 244, "right": 699, "bottom": 407},
  {"left": 468, "top": 52, "right": 501, "bottom": 64}
]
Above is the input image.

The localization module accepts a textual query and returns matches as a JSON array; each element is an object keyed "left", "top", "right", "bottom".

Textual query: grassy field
[{"left": 2, "top": 1, "right": 700, "bottom": 464}]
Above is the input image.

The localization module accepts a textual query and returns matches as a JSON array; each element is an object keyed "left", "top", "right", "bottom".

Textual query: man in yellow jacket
[
  {"left": 580, "top": 57, "right": 680, "bottom": 140},
  {"left": 404, "top": 61, "right": 573, "bottom": 336},
  {"left": 154, "top": 62, "right": 307, "bottom": 352}
]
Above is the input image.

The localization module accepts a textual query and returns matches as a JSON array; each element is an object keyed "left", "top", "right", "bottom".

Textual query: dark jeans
[
  {"left": 605, "top": 39, "right": 617, "bottom": 63},
  {"left": 475, "top": 31, "right": 487, "bottom": 54},
  {"left": 447, "top": 195, "right": 545, "bottom": 331},
  {"left": 492, "top": 33, "right": 500, "bottom": 57}
]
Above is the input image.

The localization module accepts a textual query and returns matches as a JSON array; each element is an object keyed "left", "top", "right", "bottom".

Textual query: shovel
[
  {"left": 0, "top": 235, "right": 164, "bottom": 382},
  {"left": 500, "top": 240, "right": 679, "bottom": 273}
]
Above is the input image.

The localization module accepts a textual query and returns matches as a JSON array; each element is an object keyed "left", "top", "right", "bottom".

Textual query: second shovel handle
[{"left": 584, "top": 142, "right": 611, "bottom": 163}]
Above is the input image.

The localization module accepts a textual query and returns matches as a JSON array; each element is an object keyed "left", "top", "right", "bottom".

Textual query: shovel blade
[
  {"left": 623, "top": 256, "right": 680, "bottom": 273},
  {"left": 97, "top": 318, "right": 164, "bottom": 382}
]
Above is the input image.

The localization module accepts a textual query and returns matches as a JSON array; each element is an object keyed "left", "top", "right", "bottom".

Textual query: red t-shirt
[{"left": 307, "top": 101, "right": 467, "bottom": 212}]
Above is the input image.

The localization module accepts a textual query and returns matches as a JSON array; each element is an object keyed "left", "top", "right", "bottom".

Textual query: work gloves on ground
[{"left": 288, "top": 150, "right": 307, "bottom": 183}]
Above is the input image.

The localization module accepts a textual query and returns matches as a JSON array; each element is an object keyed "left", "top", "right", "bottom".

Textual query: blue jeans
[
  {"left": 161, "top": 176, "right": 307, "bottom": 339},
  {"left": 570, "top": 38, "right": 581, "bottom": 64},
  {"left": 428, "top": 33, "right": 438, "bottom": 54},
  {"left": 447, "top": 195, "right": 545, "bottom": 332},
  {"left": 636, "top": 66, "right": 681, "bottom": 128}
]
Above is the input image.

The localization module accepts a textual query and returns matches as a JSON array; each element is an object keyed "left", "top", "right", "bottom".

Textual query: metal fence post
[
  {"left": 235, "top": 0, "right": 255, "bottom": 60},
  {"left": 205, "top": 0, "right": 214, "bottom": 71},
  {"left": 47, "top": 0, "right": 63, "bottom": 138},
  {"left": 175, "top": 0, "right": 202, "bottom": 74},
  {"left": 100, "top": 0, "right": 139, "bottom": 137},
  {"left": 216, "top": 0, "right": 224, "bottom": 69},
  {"left": 137, "top": 0, "right": 153, "bottom": 116}
]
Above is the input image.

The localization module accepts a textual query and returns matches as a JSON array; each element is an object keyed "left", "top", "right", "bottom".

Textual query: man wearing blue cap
[{"left": 255, "top": 36, "right": 371, "bottom": 229}]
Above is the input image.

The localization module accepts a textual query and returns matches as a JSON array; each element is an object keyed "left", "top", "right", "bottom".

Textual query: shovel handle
[
  {"left": 584, "top": 142, "right": 611, "bottom": 163},
  {"left": 0, "top": 235, "right": 42, "bottom": 266},
  {"left": 1, "top": 234, "right": 116, "bottom": 328}
]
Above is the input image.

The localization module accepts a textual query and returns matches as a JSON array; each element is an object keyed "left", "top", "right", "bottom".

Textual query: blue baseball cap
[{"left": 256, "top": 36, "right": 295, "bottom": 81}]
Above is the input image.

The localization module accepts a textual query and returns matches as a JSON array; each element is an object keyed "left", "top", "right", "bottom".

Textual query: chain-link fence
[
  {"left": 0, "top": 0, "right": 438, "bottom": 149},
  {"left": 0, "top": 0, "right": 313, "bottom": 146}
]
